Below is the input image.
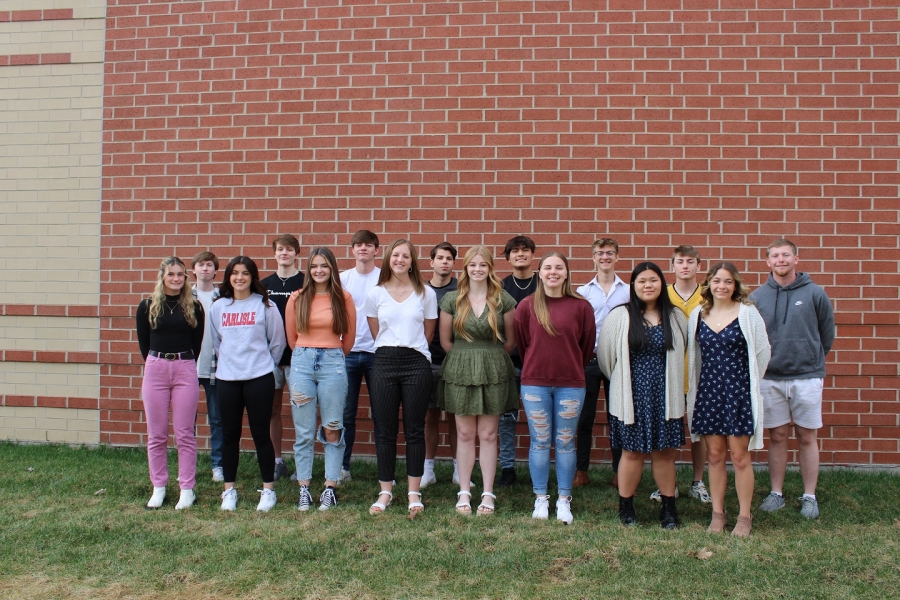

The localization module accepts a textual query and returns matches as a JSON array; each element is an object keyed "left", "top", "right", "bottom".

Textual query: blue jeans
[
  {"left": 343, "top": 351, "right": 376, "bottom": 471},
  {"left": 289, "top": 347, "right": 348, "bottom": 483},
  {"left": 498, "top": 368, "right": 521, "bottom": 470},
  {"left": 199, "top": 378, "right": 223, "bottom": 469},
  {"left": 521, "top": 385, "right": 585, "bottom": 497}
]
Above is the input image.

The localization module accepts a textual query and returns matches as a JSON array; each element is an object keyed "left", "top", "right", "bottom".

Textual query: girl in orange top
[{"left": 285, "top": 247, "right": 356, "bottom": 511}]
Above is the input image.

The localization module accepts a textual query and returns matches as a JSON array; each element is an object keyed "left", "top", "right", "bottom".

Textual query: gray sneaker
[
  {"left": 273, "top": 462, "right": 290, "bottom": 481},
  {"left": 799, "top": 496, "right": 819, "bottom": 519},
  {"left": 759, "top": 492, "right": 785, "bottom": 512}
]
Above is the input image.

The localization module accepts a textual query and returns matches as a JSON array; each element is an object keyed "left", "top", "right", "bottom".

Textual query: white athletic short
[{"left": 761, "top": 378, "right": 824, "bottom": 430}]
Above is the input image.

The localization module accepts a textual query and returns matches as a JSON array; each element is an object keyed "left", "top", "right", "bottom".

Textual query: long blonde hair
[
  {"left": 148, "top": 257, "right": 199, "bottom": 329},
  {"left": 376, "top": 239, "right": 426, "bottom": 296},
  {"left": 454, "top": 246, "right": 505, "bottom": 342},
  {"left": 699, "top": 262, "right": 753, "bottom": 317},
  {"left": 294, "top": 247, "right": 350, "bottom": 335},
  {"left": 533, "top": 252, "right": 582, "bottom": 336}
]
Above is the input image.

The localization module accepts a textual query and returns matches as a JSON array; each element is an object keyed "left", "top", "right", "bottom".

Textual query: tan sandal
[
  {"left": 477, "top": 491, "right": 496, "bottom": 516},
  {"left": 369, "top": 490, "right": 392, "bottom": 515}
]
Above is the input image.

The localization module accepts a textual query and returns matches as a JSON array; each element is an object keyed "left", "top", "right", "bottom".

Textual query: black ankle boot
[
  {"left": 618, "top": 495, "right": 636, "bottom": 526},
  {"left": 660, "top": 495, "right": 679, "bottom": 530}
]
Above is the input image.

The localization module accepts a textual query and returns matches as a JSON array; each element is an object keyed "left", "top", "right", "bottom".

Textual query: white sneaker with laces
[
  {"left": 690, "top": 481, "right": 712, "bottom": 504},
  {"left": 420, "top": 471, "right": 437, "bottom": 488},
  {"left": 175, "top": 489, "right": 196, "bottom": 510},
  {"left": 257, "top": 488, "right": 277, "bottom": 512},
  {"left": 556, "top": 496, "right": 573, "bottom": 524},
  {"left": 211, "top": 467, "right": 224, "bottom": 482},
  {"left": 336, "top": 468, "right": 351, "bottom": 488},
  {"left": 650, "top": 487, "right": 679, "bottom": 502},
  {"left": 220, "top": 487, "right": 238, "bottom": 511},
  {"left": 532, "top": 495, "right": 550, "bottom": 520},
  {"left": 146, "top": 486, "right": 166, "bottom": 510}
]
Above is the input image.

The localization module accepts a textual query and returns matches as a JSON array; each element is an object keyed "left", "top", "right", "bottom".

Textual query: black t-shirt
[
  {"left": 427, "top": 277, "right": 458, "bottom": 366},
  {"left": 502, "top": 273, "right": 538, "bottom": 368},
  {"left": 261, "top": 271, "right": 305, "bottom": 366},
  {"left": 135, "top": 296, "right": 205, "bottom": 361}
]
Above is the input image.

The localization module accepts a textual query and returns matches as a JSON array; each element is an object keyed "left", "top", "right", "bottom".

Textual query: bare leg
[
  {"left": 477, "top": 414, "right": 500, "bottom": 498},
  {"left": 448, "top": 414, "right": 459, "bottom": 459},
  {"left": 455, "top": 414, "right": 477, "bottom": 494},
  {"left": 649, "top": 448, "right": 676, "bottom": 497},
  {"left": 795, "top": 425, "right": 819, "bottom": 496},
  {"left": 766, "top": 424, "right": 791, "bottom": 493},
  {"left": 617, "top": 450, "right": 646, "bottom": 498},
  {"left": 728, "top": 435, "right": 754, "bottom": 518},
  {"left": 704, "top": 435, "right": 728, "bottom": 514},
  {"left": 691, "top": 436, "right": 708, "bottom": 482}
]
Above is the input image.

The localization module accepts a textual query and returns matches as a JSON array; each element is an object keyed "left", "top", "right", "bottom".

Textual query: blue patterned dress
[
  {"left": 609, "top": 324, "right": 685, "bottom": 453},
  {"left": 691, "top": 319, "right": 754, "bottom": 437}
]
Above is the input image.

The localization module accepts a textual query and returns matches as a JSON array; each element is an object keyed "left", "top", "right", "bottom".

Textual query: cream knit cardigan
[
  {"left": 686, "top": 303, "right": 771, "bottom": 450},
  {"left": 597, "top": 307, "right": 688, "bottom": 426}
]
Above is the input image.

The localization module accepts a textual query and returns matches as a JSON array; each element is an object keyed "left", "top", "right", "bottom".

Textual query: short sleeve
[
  {"left": 364, "top": 287, "right": 380, "bottom": 318},
  {"left": 423, "top": 286, "right": 438, "bottom": 319},
  {"left": 439, "top": 291, "right": 458, "bottom": 316},
  {"left": 499, "top": 290, "right": 518, "bottom": 314}
]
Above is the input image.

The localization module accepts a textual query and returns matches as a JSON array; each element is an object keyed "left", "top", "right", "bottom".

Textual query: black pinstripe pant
[{"left": 369, "top": 346, "right": 433, "bottom": 482}]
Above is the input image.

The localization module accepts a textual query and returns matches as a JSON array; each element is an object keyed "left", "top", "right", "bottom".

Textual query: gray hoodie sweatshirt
[{"left": 749, "top": 272, "right": 835, "bottom": 380}]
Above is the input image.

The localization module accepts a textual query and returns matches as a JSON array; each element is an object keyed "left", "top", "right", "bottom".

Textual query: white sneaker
[
  {"left": 146, "top": 486, "right": 166, "bottom": 510},
  {"left": 220, "top": 487, "right": 238, "bottom": 511},
  {"left": 420, "top": 471, "right": 437, "bottom": 489},
  {"left": 532, "top": 495, "right": 550, "bottom": 520},
  {"left": 211, "top": 467, "right": 224, "bottom": 482},
  {"left": 175, "top": 489, "right": 196, "bottom": 510},
  {"left": 257, "top": 488, "right": 277, "bottom": 512},
  {"left": 650, "top": 487, "right": 679, "bottom": 502},
  {"left": 556, "top": 496, "right": 573, "bottom": 524},
  {"left": 336, "top": 468, "right": 351, "bottom": 488},
  {"left": 451, "top": 471, "right": 475, "bottom": 487}
]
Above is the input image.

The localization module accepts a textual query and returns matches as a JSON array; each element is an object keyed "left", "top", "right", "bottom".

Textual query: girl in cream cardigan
[{"left": 686, "top": 262, "right": 770, "bottom": 537}]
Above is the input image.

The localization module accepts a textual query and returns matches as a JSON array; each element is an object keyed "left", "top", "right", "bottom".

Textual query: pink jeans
[{"left": 141, "top": 356, "right": 199, "bottom": 489}]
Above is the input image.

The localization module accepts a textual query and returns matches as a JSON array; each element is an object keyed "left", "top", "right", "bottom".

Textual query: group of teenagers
[{"left": 135, "top": 231, "right": 835, "bottom": 535}]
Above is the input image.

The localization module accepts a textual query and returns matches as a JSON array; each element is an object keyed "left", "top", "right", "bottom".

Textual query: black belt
[{"left": 149, "top": 350, "right": 195, "bottom": 361}]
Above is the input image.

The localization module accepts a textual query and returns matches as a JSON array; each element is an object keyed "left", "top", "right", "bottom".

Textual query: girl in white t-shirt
[{"left": 364, "top": 239, "right": 438, "bottom": 517}]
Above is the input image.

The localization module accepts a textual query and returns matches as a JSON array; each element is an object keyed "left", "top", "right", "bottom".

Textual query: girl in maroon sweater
[{"left": 514, "top": 252, "right": 595, "bottom": 524}]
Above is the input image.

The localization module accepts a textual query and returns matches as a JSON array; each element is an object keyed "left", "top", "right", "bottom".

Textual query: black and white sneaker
[
  {"left": 297, "top": 485, "right": 314, "bottom": 512},
  {"left": 319, "top": 486, "right": 338, "bottom": 511}
]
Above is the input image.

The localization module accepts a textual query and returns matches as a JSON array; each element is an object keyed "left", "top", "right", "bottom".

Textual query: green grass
[{"left": 0, "top": 442, "right": 898, "bottom": 599}]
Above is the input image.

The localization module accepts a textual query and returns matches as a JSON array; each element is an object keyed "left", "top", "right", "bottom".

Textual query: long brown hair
[
  {"left": 293, "top": 247, "right": 350, "bottom": 336},
  {"left": 533, "top": 252, "right": 581, "bottom": 336},
  {"left": 454, "top": 246, "right": 505, "bottom": 342},
  {"left": 376, "top": 239, "right": 426, "bottom": 296},
  {"left": 699, "top": 262, "right": 753, "bottom": 317},
  {"left": 148, "top": 257, "right": 199, "bottom": 329}
]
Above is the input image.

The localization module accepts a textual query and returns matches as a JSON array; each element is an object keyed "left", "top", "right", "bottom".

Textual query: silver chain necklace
[{"left": 512, "top": 273, "right": 535, "bottom": 290}]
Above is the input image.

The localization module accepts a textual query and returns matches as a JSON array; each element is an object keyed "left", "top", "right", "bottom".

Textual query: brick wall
[{"left": 101, "top": 0, "right": 900, "bottom": 465}]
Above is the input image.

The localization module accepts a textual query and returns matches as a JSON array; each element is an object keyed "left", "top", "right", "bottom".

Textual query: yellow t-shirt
[{"left": 668, "top": 283, "right": 702, "bottom": 392}]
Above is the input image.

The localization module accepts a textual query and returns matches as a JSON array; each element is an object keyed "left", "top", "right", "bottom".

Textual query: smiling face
[
  {"left": 766, "top": 244, "right": 799, "bottom": 280},
  {"left": 431, "top": 249, "right": 455, "bottom": 278},
  {"left": 508, "top": 245, "right": 534, "bottom": 271},
  {"left": 709, "top": 268, "right": 736, "bottom": 303},
  {"left": 592, "top": 244, "right": 618, "bottom": 274},
  {"left": 230, "top": 264, "right": 252, "bottom": 296},
  {"left": 352, "top": 242, "right": 377, "bottom": 265},
  {"left": 163, "top": 264, "right": 186, "bottom": 295},
  {"left": 389, "top": 243, "right": 413, "bottom": 276},
  {"left": 633, "top": 269, "right": 662, "bottom": 305},
  {"left": 672, "top": 254, "right": 700, "bottom": 283},
  {"left": 274, "top": 244, "right": 298, "bottom": 268},
  {"left": 309, "top": 255, "right": 331, "bottom": 286},
  {"left": 539, "top": 255, "right": 567, "bottom": 295},
  {"left": 466, "top": 254, "right": 489, "bottom": 283}
]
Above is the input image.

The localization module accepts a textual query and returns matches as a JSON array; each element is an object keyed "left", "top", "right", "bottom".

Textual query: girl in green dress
[{"left": 438, "top": 245, "right": 518, "bottom": 515}]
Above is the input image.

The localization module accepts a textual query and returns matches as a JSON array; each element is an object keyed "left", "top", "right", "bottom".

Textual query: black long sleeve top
[{"left": 135, "top": 295, "right": 205, "bottom": 361}]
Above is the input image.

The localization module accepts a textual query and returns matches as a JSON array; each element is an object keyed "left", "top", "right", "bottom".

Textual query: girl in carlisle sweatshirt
[{"left": 209, "top": 256, "right": 286, "bottom": 512}]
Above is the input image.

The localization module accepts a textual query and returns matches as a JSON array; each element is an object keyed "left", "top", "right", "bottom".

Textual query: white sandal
[
  {"left": 408, "top": 490, "right": 424, "bottom": 516},
  {"left": 369, "top": 490, "right": 393, "bottom": 515},
  {"left": 456, "top": 490, "right": 472, "bottom": 515},
  {"left": 477, "top": 491, "right": 496, "bottom": 515}
]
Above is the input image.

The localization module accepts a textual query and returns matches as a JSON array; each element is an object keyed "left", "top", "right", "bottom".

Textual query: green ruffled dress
[{"left": 436, "top": 290, "right": 519, "bottom": 416}]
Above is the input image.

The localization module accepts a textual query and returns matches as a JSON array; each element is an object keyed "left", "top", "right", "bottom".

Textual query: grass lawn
[{"left": 0, "top": 442, "right": 898, "bottom": 599}]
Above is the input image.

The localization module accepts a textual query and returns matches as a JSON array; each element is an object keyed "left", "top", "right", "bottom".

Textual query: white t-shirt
[
  {"left": 340, "top": 266, "right": 381, "bottom": 353},
  {"left": 364, "top": 285, "right": 438, "bottom": 361}
]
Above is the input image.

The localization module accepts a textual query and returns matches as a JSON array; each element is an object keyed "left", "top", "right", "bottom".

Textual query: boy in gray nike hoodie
[{"left": 749, "top": 239, "right": 835, "bottom": 520}]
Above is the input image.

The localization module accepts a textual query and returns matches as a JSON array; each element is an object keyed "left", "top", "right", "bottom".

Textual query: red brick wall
[{"left": 101, "top": 0, "right": 900, "bottom": 465}]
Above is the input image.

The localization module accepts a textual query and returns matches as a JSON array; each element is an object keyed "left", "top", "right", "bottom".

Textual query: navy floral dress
[
  {"left": 610, "top": 324, "right": 685, "bottom": 453},
  {"left": 691, "top": 319, "right": 754, "bottom": 437}
]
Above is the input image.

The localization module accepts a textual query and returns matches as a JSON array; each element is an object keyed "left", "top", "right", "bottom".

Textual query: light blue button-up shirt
[{"left": 577, "top": 274, "right": 630, "bottom": 352}]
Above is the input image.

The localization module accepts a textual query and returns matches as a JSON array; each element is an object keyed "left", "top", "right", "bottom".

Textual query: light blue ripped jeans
[
  {"left": 521, "top": 385, "right": 585, "bottom": 497},
  {"left": 289, "top": 347, "right": 348, "bottom": 483}
]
